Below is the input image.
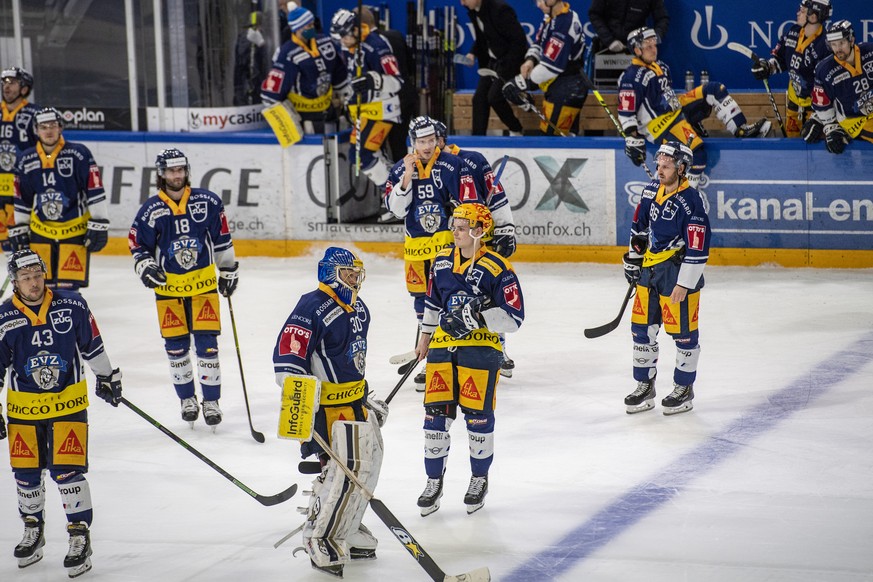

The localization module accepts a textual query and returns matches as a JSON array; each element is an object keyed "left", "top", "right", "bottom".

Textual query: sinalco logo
[{"left": 691, "top": 5, "right": 729, "bottom": 50}]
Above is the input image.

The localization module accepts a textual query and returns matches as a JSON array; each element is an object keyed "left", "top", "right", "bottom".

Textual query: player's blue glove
[
  {"left": 84, "top": 218, "right": 110, "bottom": 252},
  {"left": 491, "top": 225, "right": 516, "bottom": 258},
  {"left": 624, "top": 134, "right": 646, "bottom": 167},
  {"left": 135, "top": 257, "right": 167, "bottom": 289},
  {"left": 218, "top": 262, "right": 240, "bottom": 297},
  {"left": 824, "top": 123, "right": 849, "bottom": 154},
  {"left": 95, "top": 368, "right": 123, "bottom": 407},
  {"left": 623, "top": 252, "right": 643, "bottom": 284},
  {"left": 8, "top": 224, "right": 30, "bottom": 252},
  {"left": 350, "top": 72, "right": 382, "bottom": 96},
  {"left": 441, "top": 296, "right": 488, "bottom": 339}
]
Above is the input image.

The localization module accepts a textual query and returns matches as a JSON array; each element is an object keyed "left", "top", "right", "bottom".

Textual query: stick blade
[
  {"left": 256, "top": 483, "right": 298, "bottom": 506},
  {"left": 445, "top": 567, "right": 492, "bottom": 582},
  {"left": 726, "top": 42, "right": 755, "bottom": 59},
  {"left": 389, "top": 350, "right": 417, "bottom": 366},
  {"left": 251, "top": 430, "right": 266, "bottom": 443},
  {"left": 584, "top": 320, "right": 620, "bottom": 339}
]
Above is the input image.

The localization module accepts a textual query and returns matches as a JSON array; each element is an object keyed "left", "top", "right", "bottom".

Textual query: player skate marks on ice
[{"left": 503, "top": 330, "right": 873, "bottom": 581}]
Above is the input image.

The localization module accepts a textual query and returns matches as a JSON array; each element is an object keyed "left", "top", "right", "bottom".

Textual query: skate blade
[
  {"left": 17, "top": 548, "right": 44, "bottom": 568},
  {"left": 67, "top": 557, "right": 92, "bottom": 578},
  {"left": 415, "top": 384, "right": 425, "bottom": 393},
  {"left": 349, "top": 548, "right": 377, "bottom": 561},
  {"left": 662, "top": 402, "right": 693, "bottom": 416},
  {"left": 187, "top": 420, "right": 195, "bottom": 429},
  {"left": 310, "top": 561, "right": 343, "bottom": 578},
  {"left": 419, "top": 501, "right": 440, "bottom": 517},
  {"left": 625, "top": 400, "right": 655, "bottom": 414},
  {"left": 466, "top": 501, "right": 485, "bottom": 515},
  {"left": 499, "top": 368, "right": 513, "bottom": 378}
]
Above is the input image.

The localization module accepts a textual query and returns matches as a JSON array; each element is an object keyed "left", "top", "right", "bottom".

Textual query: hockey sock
[
  {"left": 16, "top": 477, "right": 46, "bottom": 522},
  {"left": 466, "top": 413, "right": 495, "bottom": 476},
  {"left": 197, "top": 356, "right": 221, "bottom": 401},
  {"left": 55, "top": 473, "right": 93, "bottom": 526},
  {"left": 168, "top": 354, "right": 195, "bottom": 399},
  {"left": 423, "top": 414, "right": 453, "bottom": 478}
]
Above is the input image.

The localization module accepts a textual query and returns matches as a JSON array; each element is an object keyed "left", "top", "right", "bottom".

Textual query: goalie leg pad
[
  {"left": 423, "top": 408, "right": 454, "bottom": 478},
  {"left": 465, "top": 412, "right": 495, "bottom": 477},
  {"left": 303, "top": 420, "right": 383, "bottom": 569}
]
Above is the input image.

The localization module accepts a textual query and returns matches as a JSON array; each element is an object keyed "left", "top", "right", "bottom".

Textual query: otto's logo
[{"left": 279, "top": 324, "right": 311, "bottom": 357}]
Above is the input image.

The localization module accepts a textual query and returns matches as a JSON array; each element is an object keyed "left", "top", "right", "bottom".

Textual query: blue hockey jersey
[
  {"left": 618, "top": 59, "right": 682, "bottom": 136},
  {"left": 526, "top": 3, "right": 587, "bottom": 87},
  {"left": 0, "top": 101, "right": 39, "bottom": 188},
  {"left": 812, "top": 42, "right": 873, "bottom": 139},
  {"left": 344, "top": 29, "right": 403, "bottom": 123},
  {"left": 771, "top": 24, "right": 830, "bottom": 102}
]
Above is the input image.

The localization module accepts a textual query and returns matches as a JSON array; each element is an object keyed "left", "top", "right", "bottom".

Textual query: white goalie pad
[
  {"left": 278, "top": 374, "right": 321, "bottom": 442},
  {"left": 303, "top": 419, "right": 384, "bottom": 568}
]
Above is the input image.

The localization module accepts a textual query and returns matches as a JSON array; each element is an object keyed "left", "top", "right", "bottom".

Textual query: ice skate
[
  {"left": 662, "top": 383, "right": 694, "bottom": 415},
  {"left": 64, "top": 522, "right": 92, "bottom": 578},
  {"left": 180, "top": 396, "right": 199, "bottom": 427},
  {"left": 414, "top": 365, "right": 426, "bottom": 393},
  {"left": 202, "top": 399, "right": 222, "bottom": 429},
  {"left": 310, "top": 560, "right": 343, "bottom": 578},
  {"left": 499, "top": 354, "right": 515, "bottom": 378},
  {"left": 625, "top": 378, "right": 656, "bottom": 414},
  {"left": 417, "top": 476, "right": 443, "bottom": 517},
  {"left": 464, "top": 475, "right": 488, "bottom": 514},
  {"left": 735, "top": 118, "right": 772, "bottom": 138},
  {"left": 14, "top": 516, "right": 45, "bottom": 569},
  {"left": 348, "top": 524, "right": 377, "bottom": 561}
]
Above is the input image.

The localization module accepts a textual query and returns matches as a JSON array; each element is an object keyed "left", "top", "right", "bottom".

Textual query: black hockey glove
[
  {"left": 365, "top": 398, "right": 389, "bottom": 427},
  {"left": 0, "top": 403, "right": 6, "bottom": 440},
  {"left": 95, "top": 368, "right": 123, "bottom": 407},
  {"left": 623, "top": 252, "right": 643, "bottom": 284},
  {"left": 502, "top": 75, "right": 536, "bottom": 112},
  {"left": 350, "top": 72, "right": 382, "bottom": 96},
  {"left": 801, "top": 117, "right": 825, "bottom": 143},
  {"left": 751, "top": 57, "right": 772, "bottom": 81},
  {"left": 8, "top": 223, "right": 30, "bottom": 252},
  {"left": 441, "top": 297, "right": 488, "bottom": 339},
  {"left": 491, "top": 225, "right": 517, "bottom": 258},
  {"left": 624, "top": 133, "right": 647, "bottom": 167},
  {"left": 84, "top": 218, "right": 110, "bottom": 252},
  {"left": 824, "top": 123, "right": 849, "bottom": 154},
  {"left": 218, "top": 261, "right": 240, "bottom": 297},
  {"left": 630, "top": 234, "right": 648, "bottom": 256},
  {"left": 135, "top": 257, "right": 167, "bottom": 289}
]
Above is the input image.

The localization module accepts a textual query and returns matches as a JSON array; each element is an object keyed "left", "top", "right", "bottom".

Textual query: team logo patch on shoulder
[
  {"left": 619, "top": 89, "right": 636, "bottom": 112},
  {"left": 189, "top": 201, "right": 208, "bottom": 223},
  {"left": 56, "top": 157, "right": 74, "bottom": 178},
  {"left": 279, "top": 324, "right": 311, "bottom": 357},
  {"left": 503, "top": 282, "right": 521, "bottom": 310},
  {"left": 262, "top": 69, "right": 285, "bottom": 94},
  {"left": 49, "top": 309, "right": 73, "bottom": 334}
]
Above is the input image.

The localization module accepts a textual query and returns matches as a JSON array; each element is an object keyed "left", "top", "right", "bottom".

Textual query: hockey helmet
[
  {"left": 330, "top": 8, "right": 356, "bottom": 40},
  {"left": 155, "top": 148, "right": 190, "bottom": 177},
  {"left": 826, "top": 20, "right": 854, "bottom": 45},
  {"left": 654, "top": 141, "right": 693, "bottom": 176},
  {"left": 1, "top": 66, "right": 34, "bottom": 91},
  {"left": 408, "top": 116, "right": 436, "bottom": 143},
  {"left": 8, "top": 249, "right": 47, "bottom": 281},
  {"left": 33, "top": 107, "right": 63, "bottom": 129},
  {"left": 627, "top": 27, "right": 659, "bottom": 51},
  {"left": 287, "top": 4, "right": 315, "bottom": 32},
  {"left": 451, "top": 203, "right": 494, "bottom": 236},
  {"left": 318, "top": 247, "right": 365, "bottom": 305},
  {"left": 432, "top": 119, "right": 448, "bottom": 141},
  {"left": 800, "top": 0, "right": 832, "bottom": 23}
]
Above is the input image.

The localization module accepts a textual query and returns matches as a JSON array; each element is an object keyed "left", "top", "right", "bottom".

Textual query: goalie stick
[
  {"left": 584, "top": 282, "right": 636, "bottom": 339},
  {"left": 311, "top": 432, "right": 491, "bottom": 582},
  {"left": 726, "top": 42, "right": 787, "bottom": 137},
  {"left": 121, "top": 397, "right": 297, "bottom": 506}
]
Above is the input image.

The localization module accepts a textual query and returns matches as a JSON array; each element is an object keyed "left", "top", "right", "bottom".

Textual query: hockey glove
[
  {"left": 365, "top": 398, "right": 389, "bottom": 427},
  {"left": 350, "top": 72, "right": 382, "bottom": 96},
  {"left": 623, "top": 252, "right": 643, "bottom": 284},
  {"left": 624, "top": 134, "right": 647, "bottom": 167},
  {"left": 801, "top": 117, "right": 824, "bottom": 143},
  {"left": 751, "top": 57, "right": 773, "bottom": 80},
  {"left": 0, "top": 404, "right": 6, "bottom": 440},
  {"left": 95, "top": 368, "right": 123, "bottom": 407},
  {"left": 218, "top": 261, "right": 240, "bottom": 297},
  {"left": 8, "top": 223, "right": 30, "bottom": 252},
  {"left": 630, "top": 234, "right": 648, "bottom": 255},
  {"left": 491, "top": 225, "right": 517, "bottom": 258},
  {"left": 441, "top": 297, "right": 487, "bottom": 339},
  {"left": 84, "top": 218, "right": 110, "bottom": 252},
  {"left": 135, "top": 257, "right": 167, "bottom": 289},
  {"left": 824, "top": 123, "right": 849, "bottom": 154},
  {"left": 502, "top": 75, "right": 536, "bottom": 112}
]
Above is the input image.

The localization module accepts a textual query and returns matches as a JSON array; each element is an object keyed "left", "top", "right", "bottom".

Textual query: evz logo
[
  {"left": 24, "top": 351, "right": 68, "bottom": 391},
  {"left": 49, "top": 309, "right": 73, "bottom": 334},
  {"left": 170, "top": 236, "right": 201, "bottom": 270}
]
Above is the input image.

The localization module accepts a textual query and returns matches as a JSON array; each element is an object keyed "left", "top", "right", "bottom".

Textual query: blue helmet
[
  {"left": 8, "top": 249, "right": 46, "bottom": 281},
  {"left": 432, "top": 118, "right": 447, "bottom": 141},
  {"left": 1, "top": 66, "right": 34, "bottom": 92},
  {"left": 330, "top": 8, "right": 356, "bottom": 40},
  {"left": 826, "top": 20, "right": 854, "bottom": 45},
  {"left": 318, "top": 247, "right": 365, "bottom": 305},
  {"left": 654, "top": 141, "right": 693, "bottom": 176},
  {"left": 33, "top": 106, "right": 64, "bottom": 130},
  {"left": 627, "top": 27, "right": 659, "bottom": 50},
  {"left": 408, "top": 116, "right": 436, "bottom": 142},
  {"left": 155, "top": 148, "right": 190, "bottom": 190},
  {"left": 801, "top": 0, "right": 832, "bottom": 23}
]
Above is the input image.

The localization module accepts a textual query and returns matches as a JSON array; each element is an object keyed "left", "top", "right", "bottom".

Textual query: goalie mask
[
  {"left": 318, "top": 247, "right": 365, "bottom": 306},
  {"left": 155, "top": 148, "right": 190, "bottom": 190},
  {"left": 451, "top": 203, "right": 494, "bottom": 240}
]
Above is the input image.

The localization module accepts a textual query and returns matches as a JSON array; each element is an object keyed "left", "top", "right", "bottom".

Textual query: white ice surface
[{"left": 1, "top": 253, "right": 872, "bottom": 582}]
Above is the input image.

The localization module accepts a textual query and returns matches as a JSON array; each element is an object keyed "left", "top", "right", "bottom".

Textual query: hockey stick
[
  {"left": 311, "top": 431, "right": 491, "bottom": 582},
  {"left": 354, "top": 0, "right": 364, "bottom": 177},
  {"left": 227, "top": 296, "right": 266, "bottom": 443},
  {"left": 120, "top": 397, "right": 297, "bottom": 506},
  {"left": 385, "top": 355, "right": 420, "bottom": 404},
  {"left": 0, "top": 274, "right": 11, "bottom": 298},
  {"left": 477, "top": 68, "right": 568, "bottom": 137},
  {"left": 726, "top": 42, "right": 787, "bottom": 137},
  {"left": 584, "top": 282, "right": 636, "bottom": 339},
  {"left": 389, "top": 350, "right": 417, "bottom": 366}
]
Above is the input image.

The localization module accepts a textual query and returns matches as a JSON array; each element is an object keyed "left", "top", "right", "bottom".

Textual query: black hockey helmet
[
  {"left": 654, "top": 141, "right": 693, "bottom": 176},
  {"left": 1, "top": 66, "right": 34, "bottom": 91},
  {"left": 155, "top": 148, "right": 190, "bottom": 177},
  {"left": 432, "top": 118, "right": 448, "bottom": 141},
  {"left": 330, "top": 8, "right": 356, "bottom": 40},
  {"left": 826, "top": 20, "right": 854, "bottom": 45},
  {"left": 801, "top": 0, "right": 832, "bottom": 23},
  {"left": 33, "top": 107, "right": 64, "bottom": 130},
  {"left": 8, "top": 249, "right": 47, "bottom": 281},
  {"left": 627, "top": 27, "right": 659, "bottom": 51}
]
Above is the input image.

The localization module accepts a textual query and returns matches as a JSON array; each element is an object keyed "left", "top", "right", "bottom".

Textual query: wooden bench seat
[{"left": 451, "top": 91, "right": 787, "bottom": 136}]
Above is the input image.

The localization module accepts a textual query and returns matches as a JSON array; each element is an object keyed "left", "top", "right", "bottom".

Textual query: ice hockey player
[
  {"left": 751, "top": 0, "right": 832, "bottom": 137},
  {"left": 618, "top": 27, "right": 771, "bottom": 188},
  {"left": 414, "top": 203, "right": 525, "bottom": 516},
  {"left": 0, "top": 249, "right": 122, "bottom": 578},
  {"left": 432, "top": 117, "right": 517, "bottom": 379},
  {"left": 260, "top": 4, "right": 349, "bottom": 134},
  {"left": 330, "top": 7, "right": 403, "bottom": 192},
  {"left": 0, "top": 66, "right": 39, "bottom": 252},
  {"left": 10, "top": 107, "right": 110, "bottom": 289},
  {"left": 622, "top": 142, "right": 710, "bottom": 416},
  {"left": 384, "top": 117, "right": 480, "bottom": 390},
  {"left": 503, "top": 0, "right": 589, "bottom": 135},
  {"left": 273, "top": 247, "right": 388, "bottom": 578},
  {"left": 805, "top": 20, "right": 873, "bottom": 153},
  {"left": 128, "top": 148, "right": 239, "bottom": 428}
]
